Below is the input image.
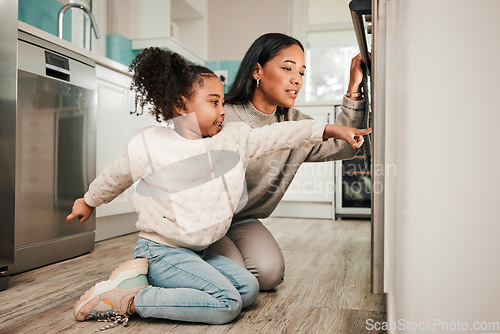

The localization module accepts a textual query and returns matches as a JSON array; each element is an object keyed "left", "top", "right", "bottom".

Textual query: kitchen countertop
[{"left": 18, "top": 21, "right": 131, "bottom": 76}]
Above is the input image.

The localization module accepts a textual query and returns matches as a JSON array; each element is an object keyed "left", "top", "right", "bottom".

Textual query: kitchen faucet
[{"left": 57, "top": 3, "right": 101, "bottom": 46}]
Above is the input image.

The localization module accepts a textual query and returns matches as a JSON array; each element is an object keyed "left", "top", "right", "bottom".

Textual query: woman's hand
[
  {"left": 324, "top": 124, "right": 372, "bottom": 149},
  {"left": 346, "top": 53, "right": 371, "bottom": 100},
  {"left": 66, "top": 198, "right": 94, "bottom": 224}
]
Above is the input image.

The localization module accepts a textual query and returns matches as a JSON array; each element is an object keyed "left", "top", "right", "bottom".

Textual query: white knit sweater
[{"left": 84, "top": 120, "right": 325, "bottom": 250}]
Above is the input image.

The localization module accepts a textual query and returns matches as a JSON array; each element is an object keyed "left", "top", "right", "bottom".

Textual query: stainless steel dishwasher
[
  {"left": 0, "top": 0, "right": 18, "bottom": 290},
  {"left": 8, "top": 32, "right": 97, "bottom": 274}
]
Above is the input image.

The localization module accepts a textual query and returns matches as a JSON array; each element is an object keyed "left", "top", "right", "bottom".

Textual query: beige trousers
[{"left": 206, "top": 219, "right": 285, "bottom": 291}]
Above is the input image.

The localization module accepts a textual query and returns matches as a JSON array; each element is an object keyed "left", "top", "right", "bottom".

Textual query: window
[
  {"left": 305, "top": 30, "right": 358, "bottom": 103},
  {"left": 292, "top": 0, "right": 359, "bottom": 104}
]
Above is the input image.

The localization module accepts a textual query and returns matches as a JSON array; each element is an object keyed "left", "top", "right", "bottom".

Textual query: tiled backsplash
[
  {"left": 19, "top": 0, "right": 71, "bottom": 41},
  {"left": 106, "top": 34, "right": 141, "bottom": 68},
  {"left": 205, "top": 60, "right": 241, "bottom": 93}
]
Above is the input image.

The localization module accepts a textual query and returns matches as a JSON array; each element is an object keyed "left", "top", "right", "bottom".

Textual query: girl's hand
[
  {"left": 324, "top": 124, "right": 372, "bottom": 149},
  {"left": 66, "top": 198, "right": 94, "bottom": 224}
]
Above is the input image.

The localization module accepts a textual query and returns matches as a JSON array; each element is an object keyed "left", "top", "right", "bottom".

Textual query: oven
[{"left": 349, "top": 0, "right": 385, "bottom": 294}]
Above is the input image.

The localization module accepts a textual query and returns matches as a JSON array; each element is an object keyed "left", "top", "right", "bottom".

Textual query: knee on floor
[
  {"left": 242, "top": 273, "right": 260, "bottom": 308},
  {"left": 254, "top": 260, "right": 285, "bottom": 291},
  {"left": 211, "top": 298, "right": 243, "bottom": 324}
]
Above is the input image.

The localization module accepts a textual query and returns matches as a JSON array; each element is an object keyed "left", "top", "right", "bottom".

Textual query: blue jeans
[{"left": 132, "top": 238, "right": 259, "bottom": 324}]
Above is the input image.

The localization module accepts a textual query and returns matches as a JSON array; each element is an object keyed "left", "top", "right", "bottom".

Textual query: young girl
[{"left": 67, "top": 47, "right": 370, "bottom": 327}]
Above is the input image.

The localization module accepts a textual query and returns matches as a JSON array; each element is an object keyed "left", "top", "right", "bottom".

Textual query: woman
[{"left": 207, "top": 33, "right": 366, "bottom": 290}]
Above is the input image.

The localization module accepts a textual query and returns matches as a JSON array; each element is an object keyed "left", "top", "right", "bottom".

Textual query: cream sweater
[{"left": 84, "top": 120, "right": 325, "bottom": 250}]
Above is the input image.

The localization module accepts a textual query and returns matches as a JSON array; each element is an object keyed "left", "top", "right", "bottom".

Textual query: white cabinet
[
  {"left": 272, "top": 106, "right": 336, "bottom": 219},
  {"left": 170, "top": 0, "right": 207, "bottom": 62},
  {"left": 107, "top": 0, "right": 207, "bottom": 64},
  {"left": 95, "top": 64, "right": 157, "bottom": 218}
]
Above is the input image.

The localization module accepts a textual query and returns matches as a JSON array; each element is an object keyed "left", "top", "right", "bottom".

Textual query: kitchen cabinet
[
  {"left": 107, "top": 0, "right": 207, "bottom": 64},
  {"left": 95, "top": 65, "right": 134, "bottom": 217},
  {"left": 95, "top": 64, "right": 157, "bottom": 240},
  {"left": 272, "top": 106, "right": 336, "bottom": 219},
  {"left": 169, "top": 0, "right": 207, "bottom": 62}
]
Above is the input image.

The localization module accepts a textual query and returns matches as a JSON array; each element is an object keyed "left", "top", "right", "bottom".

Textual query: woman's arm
[
  {"left": 303, "top": 53, "right": 369, "bottom": 162},
  {"left": 345, "top": 53, "right": 365, "bottom": 101}
]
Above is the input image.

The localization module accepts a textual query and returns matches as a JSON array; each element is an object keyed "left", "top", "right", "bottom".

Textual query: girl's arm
[
  {"left": 323, "top": 124, "right": 371, "bottom": 149},
  {"left": 83, "top": 149, "right": 135, "bottom": 207},
  {"left": 244, "top": 120, "right": 324, "bottom": 161},
  {"left": 243, "top": 120, "right": 370, "bottom": 161},
  {"left": 66, "top": 144, "right": 136, "bottom": 224}
]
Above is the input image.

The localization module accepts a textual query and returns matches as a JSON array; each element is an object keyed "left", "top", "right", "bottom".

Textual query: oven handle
[
  {"left": 349, "top": 0, "right": 387, "bottom": 294},
  {"left": 349, "top": 0, "right": 372, "bottom": 76}
]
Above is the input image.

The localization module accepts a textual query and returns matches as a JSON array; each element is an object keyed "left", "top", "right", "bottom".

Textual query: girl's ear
[
  {"left": 253, "top": 63, "right": 262, "bottom": 81},
  {"left": 174, "top": 96, "right": 189, "bottom": 116}
]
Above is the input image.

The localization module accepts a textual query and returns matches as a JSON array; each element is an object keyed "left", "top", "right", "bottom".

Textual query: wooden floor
[{"left": 0, "top": 218, "right": 386, "bottom": 333}]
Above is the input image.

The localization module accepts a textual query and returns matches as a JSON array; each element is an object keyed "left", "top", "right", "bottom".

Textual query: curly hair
[{"left": 129, "top": 47, "right": 216, "bottom": 122}]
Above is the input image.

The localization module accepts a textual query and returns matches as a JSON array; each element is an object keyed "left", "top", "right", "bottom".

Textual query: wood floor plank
[{"left": 0, "top": 218, "right": 386, "bottom": 333}]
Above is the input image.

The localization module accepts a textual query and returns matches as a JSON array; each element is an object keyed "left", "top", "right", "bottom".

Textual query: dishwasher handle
[{"left": 45, "top": 51, "right": 70, "bottom": 81}]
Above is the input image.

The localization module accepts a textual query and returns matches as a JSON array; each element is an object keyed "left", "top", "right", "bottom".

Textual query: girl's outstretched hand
[
  {"left": 324, "top": 124, "right": 372, "bottom": 149},
  {"left": 66, "top": 198, "right": 94, "bottom": 224}
]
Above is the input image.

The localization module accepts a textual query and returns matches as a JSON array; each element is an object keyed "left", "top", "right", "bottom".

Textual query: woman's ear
[{"left": 253, "top": 63, "right": 262, "bottom": 81}]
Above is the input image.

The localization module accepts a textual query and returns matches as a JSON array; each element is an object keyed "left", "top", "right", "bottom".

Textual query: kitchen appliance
[
  {"left": 7, "top": 31, "right": 97, "bottom": 275},
  {"left": 349, "top": 0, "right": 385, "bottom": 294},
  {"left": 0, "top": 0, "right": 18, "bottom": 290},
  {"left": 334, "top": 105, "right": 371, "bottom": 219}
]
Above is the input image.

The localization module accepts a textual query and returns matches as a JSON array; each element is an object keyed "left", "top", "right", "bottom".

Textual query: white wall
[
  {"left": 207, "top": 0, "right": 291, "bottom": 61},
  {"left": 384, "top": 1, "right": 500, "bottom": 332}
]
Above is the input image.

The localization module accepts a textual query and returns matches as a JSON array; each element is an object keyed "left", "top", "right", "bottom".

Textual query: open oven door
[{"left": 349, "top": 0, "right": 386, "bottom": 295}]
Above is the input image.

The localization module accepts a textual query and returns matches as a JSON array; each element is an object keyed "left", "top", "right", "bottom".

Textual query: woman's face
[{"left": 253, "top": 44, "right": 306, "bottom": 111}]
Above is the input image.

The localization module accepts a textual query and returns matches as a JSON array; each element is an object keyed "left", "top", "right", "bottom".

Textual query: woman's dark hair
[
  {"left": 129, "top": 47, "right": 216, "bottom": 122},
  {"left": 225, "top": 33, "right": 304, "bottom": 115}
]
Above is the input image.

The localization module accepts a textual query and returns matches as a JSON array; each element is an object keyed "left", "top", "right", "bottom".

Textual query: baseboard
[
  {"left": 271, "top": 201, "right": 333, "bottom": 219},
  {"left": 95, "top": 212, "right": 139, "bottom": 242}
]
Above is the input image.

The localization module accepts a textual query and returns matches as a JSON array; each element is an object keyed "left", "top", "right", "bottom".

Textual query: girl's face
[
  {"left": 252, "top": 44, "right": 306, "bottom": 112},
  {"left": 182, "top": 76, "right": 226, "bottom": 138}
]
